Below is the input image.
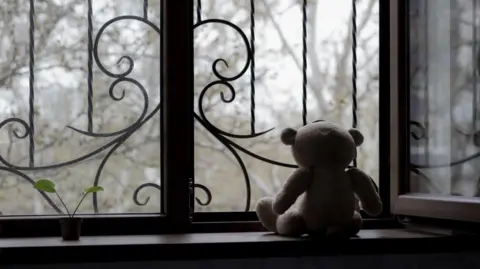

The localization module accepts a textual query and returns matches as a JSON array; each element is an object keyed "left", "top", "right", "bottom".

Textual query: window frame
[
  {"left": 0, "top": 0, "right": 397, "bottom": 238},
  {"left": 161, "top": 0, "right": 193, "bottom": 231},
  {"left": 389, "top": 0, "right": 480, "bottom": 224}
]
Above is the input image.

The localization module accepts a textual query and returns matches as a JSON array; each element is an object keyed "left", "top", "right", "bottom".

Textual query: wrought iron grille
[
  {"left": 190, "top": 0, "right": 378, "bottom": 212},
  {"left": 0, "top": 0, "right": 378, "bottom": 216}
]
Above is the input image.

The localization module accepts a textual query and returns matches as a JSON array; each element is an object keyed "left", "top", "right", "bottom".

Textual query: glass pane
[
  {"left": 410, "top": 0, "right": 480, "bottom": 197},
  {"left": 0, "top": 0, "right": 162, "bottom": 215},
  {"left": 194, "top": 0, "right": 380, "bottom": 212}
]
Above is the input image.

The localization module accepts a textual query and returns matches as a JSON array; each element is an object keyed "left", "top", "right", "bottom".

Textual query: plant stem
[
  {"left": 55, "top": 191, "right": 71, "bottom": 217},
  {"left": 72, "top": 192, "right": 88, "bottom": 217}
]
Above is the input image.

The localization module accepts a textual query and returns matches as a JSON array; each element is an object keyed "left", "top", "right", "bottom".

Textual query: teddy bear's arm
[
  {"left": 272, "top": 168, "right": 312, "bottom": 215},
  {"left": 347, "top": 167, "right": 383, "bottom": 216}
]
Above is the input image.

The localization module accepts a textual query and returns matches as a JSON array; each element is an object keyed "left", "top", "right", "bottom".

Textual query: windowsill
[{"left": 0, "top": 229, "right": 479, "bottom": 265}]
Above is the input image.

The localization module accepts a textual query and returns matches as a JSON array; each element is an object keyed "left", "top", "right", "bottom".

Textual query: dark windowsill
[{"left": 1, "top": 229, "right": 479, "bottom": 265}]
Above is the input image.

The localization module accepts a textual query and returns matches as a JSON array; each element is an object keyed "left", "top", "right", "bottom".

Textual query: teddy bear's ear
[
  {"left": 349, "top": 128, "right": 364, "bottom": 146},
  {"left": 281, "top": 128, "right": 297, "bottom": 145}
]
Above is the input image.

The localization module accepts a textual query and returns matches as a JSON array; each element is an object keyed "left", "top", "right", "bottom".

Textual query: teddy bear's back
[{"left": 299, "top": 168, "right": 356, "bottom": 232}]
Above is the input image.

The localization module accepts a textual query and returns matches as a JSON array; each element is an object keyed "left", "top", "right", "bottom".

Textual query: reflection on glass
[{"left": 410, "top": 0, "right": 480, "bottom": 197}]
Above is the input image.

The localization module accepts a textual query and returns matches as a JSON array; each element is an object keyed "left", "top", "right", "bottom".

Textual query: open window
[{"left": 390, "top": 0, "right": 480, "bottom": 225}]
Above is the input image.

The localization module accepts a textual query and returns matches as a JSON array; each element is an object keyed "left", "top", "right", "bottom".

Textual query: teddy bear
[{"left": 255, "top": 120, "right": 382, "bottom": 238}]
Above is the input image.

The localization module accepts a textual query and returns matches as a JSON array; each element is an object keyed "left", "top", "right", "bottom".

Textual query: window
[
  {"left": 0, "top": 0, "right": 397, "bottom": 238},
  {"left": 391, "top": 0, "right": 480, "bottom": 224},
  {"left": 1, "top": 0, "right": 477, "bottom": 241}
]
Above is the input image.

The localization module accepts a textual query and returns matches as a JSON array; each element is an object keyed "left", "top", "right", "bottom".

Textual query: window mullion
[{"left": 162, "top": 0, "right": 194, "bottom": 232}]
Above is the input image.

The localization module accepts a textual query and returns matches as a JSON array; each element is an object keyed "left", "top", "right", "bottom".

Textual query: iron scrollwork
[
  {"left": 193, "top": 18, "right": 298, "bottom": 211},
  {"left": 0, "top": 14, "right": 214, "bottom": 215},
  {"left": 1, "top": 1, "right": 378, "bottom": 215},
  {"left": 193, "top": 17, "right": 379, "bottom": 211}
]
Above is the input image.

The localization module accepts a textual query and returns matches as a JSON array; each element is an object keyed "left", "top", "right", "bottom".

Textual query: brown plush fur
[{"left": 256, "top": 121, "right": 382, "bottom": 238}]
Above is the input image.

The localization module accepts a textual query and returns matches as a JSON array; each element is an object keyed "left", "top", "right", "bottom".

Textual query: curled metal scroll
[
  {"left": 193, "top": 18, "right": 300, "bottom": 211},
  {"left": 410, "top": 120, "right": 428, "bottom": 140},
  {"left": 133, "top": 182, "right": 212, "bottom": 206}
]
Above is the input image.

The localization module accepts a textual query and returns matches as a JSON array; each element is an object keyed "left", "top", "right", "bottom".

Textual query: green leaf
[
  {"left": 84, "top": 186, "right": 104, "bottom": 194},
  {"left": 34, "top": 179, "right": 56, "bottom": 193}
]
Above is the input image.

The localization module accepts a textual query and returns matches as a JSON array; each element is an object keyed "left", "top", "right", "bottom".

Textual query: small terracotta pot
[{"left": 59, "top": 217, "right": 82, "bottom": 241}]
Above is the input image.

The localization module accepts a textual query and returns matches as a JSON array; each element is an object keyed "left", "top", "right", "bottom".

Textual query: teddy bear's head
[{"left": 280, "top": 120, "right": 364, "bottom": 168}]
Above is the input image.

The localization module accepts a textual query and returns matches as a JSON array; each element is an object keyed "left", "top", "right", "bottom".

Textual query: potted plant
[{"left": 33, "top": 179, "right": 104, "bottom": 241}]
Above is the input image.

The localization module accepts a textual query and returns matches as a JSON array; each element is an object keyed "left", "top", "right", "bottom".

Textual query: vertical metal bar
[
  {"left": 87, "top": 0, "right": 93, "bottom": 132},
  {"left": 162, "top": 0, "right": 193, "bottom": 231},
  {"left": 28, "top": 0, "right": 35, "bottom": 167},
  {"left": 144, "top": 0, "right": 148, "bottom": 20},
  {"left": 250, "top": 0, "right": 256, "bottom": 134},
  {"left": 473, "top": 0, "right": 478, "bottom": 136},
  {"left": 196, "top": 0, "right": 202, "bottom": 24},
  {"left": 351, "top": 0, "right": 358, "bottom": 167},
  {"left": 302, "top": 0, "right": 307, "bottom": 126}
]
